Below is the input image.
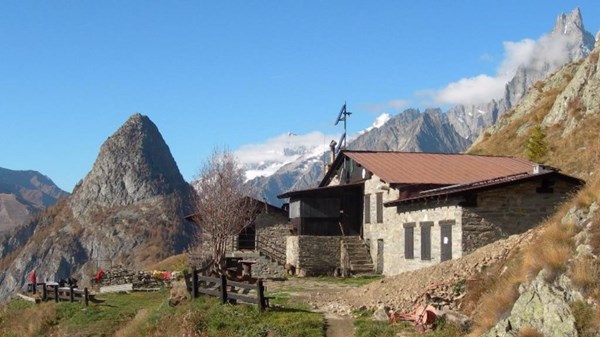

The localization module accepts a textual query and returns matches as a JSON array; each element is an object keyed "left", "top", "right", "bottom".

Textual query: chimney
[
  {"left": 533, "top": 164, "right": 551, "bottom": 174},
  {"left": 329, "top": 140, "right": 337, "bottom": 164}
]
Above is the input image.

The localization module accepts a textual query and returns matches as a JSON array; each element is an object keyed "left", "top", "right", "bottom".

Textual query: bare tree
[{"left": 190, "top": 148, "right": 257, "bottom": 275}]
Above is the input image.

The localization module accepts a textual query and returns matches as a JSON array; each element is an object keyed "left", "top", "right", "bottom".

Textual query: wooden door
[{"left": 440, "top": 224, "right": 452, "bottom": 262}]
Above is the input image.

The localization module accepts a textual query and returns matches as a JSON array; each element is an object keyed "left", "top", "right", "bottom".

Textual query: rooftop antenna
[
  {"left": 333, "top": 102, "right": 352, "bottom": 184},
  {"left": 334, "top": 101, "right": 352, "bottom": 152}
]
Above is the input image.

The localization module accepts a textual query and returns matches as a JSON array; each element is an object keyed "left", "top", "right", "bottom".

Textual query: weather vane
[{"left": 333, "top": 101, "right": 351, "bottom": 153}]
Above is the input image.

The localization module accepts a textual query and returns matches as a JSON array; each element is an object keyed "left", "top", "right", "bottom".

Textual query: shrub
[
  {"left": 525, "top": 125, "right": 548, "bottom": 162},
  {"left": 570, "top": 300, "right": 598, "bottom": 337},
  {"left": 570, "top": 257, "right": 600, "bottom": 296}
]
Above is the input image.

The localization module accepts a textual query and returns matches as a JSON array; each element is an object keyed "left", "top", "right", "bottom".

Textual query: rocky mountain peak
[
  {"left": 550, "top": 7, "right": 595, "bottom": 61},
  {"left": 0, "top": 113, "right": 195, "bottom": 301},
  {"left": 70, "top": 113, "right": 190, "bottom": 218},
  {"left": 448, "top": 7, "right": 595, "bottom": 142},
  {"left": 553, "top": 7, "right": 583, "bottom": 36}
]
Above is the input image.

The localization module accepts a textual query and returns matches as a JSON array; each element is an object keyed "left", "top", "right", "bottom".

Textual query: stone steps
[{"left": 343, "top": 236, "right": 374, "bottom": 274}]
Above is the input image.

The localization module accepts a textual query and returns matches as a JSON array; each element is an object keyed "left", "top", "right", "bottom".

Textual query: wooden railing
[
  {"left": 255, "top": 234, "right": 286, "bottom": 265},
  {"left": 183, "top": 269, "right": 268, "bottom": 311},
  {"left": 28, "top": 283, "right": 92, "bottom": 306}
]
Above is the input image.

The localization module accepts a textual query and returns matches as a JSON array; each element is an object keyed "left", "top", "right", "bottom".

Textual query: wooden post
[
  {"left": 220, "top": 274, "right": 227, "bottom": 304},
  {"left": 191, "top": 268, "right": 198, "bottom": 299},
  {"left": 54, "top": 285, "right": 59, "bottom": 303},
  {"left": 257, "top": 279, "right": 266, "bottom": 312},
  {"left": 41, "top": 283, "right": 47, "bottom": 301},
  {"left": 69, "top": 285, "right": 74, "bottom": 303},
  {"left": 84, "top": 288, "right": 89, "bottom": 306}
]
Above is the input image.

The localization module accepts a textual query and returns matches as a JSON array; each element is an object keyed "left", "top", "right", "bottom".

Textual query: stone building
[
  {"left": 279, "top": 150, "right": 582, "bottom": 276},
  {"left": 185, "top": 198, "right": 291, "bottom": 277}
]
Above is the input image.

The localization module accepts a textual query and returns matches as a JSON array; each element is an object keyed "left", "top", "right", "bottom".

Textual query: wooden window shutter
[
  {"left": 376, "top": 192, "right": 383, "bottom": 223},
  {"left": 364, "top": 194, "right": 371, "bottom": 224},
  {"left": 404, "top": 223, "right": 415, "bottom": 259},
  {"left": 420, "top": 222, "right": 432, "bottom": 260}
]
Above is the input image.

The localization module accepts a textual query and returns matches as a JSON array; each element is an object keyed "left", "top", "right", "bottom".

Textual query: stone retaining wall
[{"left": 286, "top": 236, "right": 341, "bottom": 276}]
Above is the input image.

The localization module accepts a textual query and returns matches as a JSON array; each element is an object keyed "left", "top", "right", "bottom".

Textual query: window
[
  {"left": 420, "top": 222, "right": 433, "bottom": 260},
  {"left": 376, "top": 192, "right": 383, "bottom": 223},
  {"left": 364, "top": 194, "right": 371, "bottom": 224},
  {"left": 404, "top": 223, "right": 415, "bottom": 259}
]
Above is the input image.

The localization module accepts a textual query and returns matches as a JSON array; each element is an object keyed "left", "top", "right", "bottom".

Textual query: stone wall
[
  {"left": 255, "top": 211, "right": 290, "bottom": 256},
  {"left": 365, "top": 176, "right": 578, "bottom": 276},
  {"left": 366, "top": 198, "right": 463, "bottom": 276},
  {"left": 286, "top": 236, "right": 341, "bottom": 276},
  {"left": 462, "top": 179, "right": 575, "bottom": 253},
  {"left": 227, "top": 209, "right": 289, "bottom": 254},
  {"left": 96, "top": 265, "right": 172, "bottom": 289}
]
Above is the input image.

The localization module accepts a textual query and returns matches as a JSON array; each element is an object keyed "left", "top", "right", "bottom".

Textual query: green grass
[
  {"left": 353, "top": 308, "right": 463, "bottom": 337},
  {"left": 0, "top": 290, "right": 325, "bottom": 337}
]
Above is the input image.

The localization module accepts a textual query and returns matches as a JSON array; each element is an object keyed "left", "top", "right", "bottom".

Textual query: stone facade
[
  {"left": 255, "top": 211, "right": 291, "bottom": 254},
  {"left": 226, "top": 208, "right": 289, "bottom": 254},
  {"left": 364, "top": 196, "right": 463, "bottom": 275},
  {"left": 364, "top": 177, "right": 576, "bottom": 276},
  {"left": 286, "top": 236, "right": 341, "bottom": 276},
  {"left": 461, "top": 179, "right": 574, "bottom": 253}
]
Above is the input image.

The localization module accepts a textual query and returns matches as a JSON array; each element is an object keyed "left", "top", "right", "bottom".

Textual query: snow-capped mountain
[{"left": 244, "top": 7, "right": 596, "bottom": 206}]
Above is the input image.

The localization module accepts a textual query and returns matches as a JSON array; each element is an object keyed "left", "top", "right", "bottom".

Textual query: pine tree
[{"left": 526, "top": 125, "right": 548, "bottom": 162}]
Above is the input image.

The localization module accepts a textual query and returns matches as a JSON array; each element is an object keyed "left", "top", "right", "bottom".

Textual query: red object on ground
[
  {"left": 94, "top": 269, "right": 105, "bottom": 282},
  {"left": 29, "top": 271, "right": 36, "bottom": 284}
]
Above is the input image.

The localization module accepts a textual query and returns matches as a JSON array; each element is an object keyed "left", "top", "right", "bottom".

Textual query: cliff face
[{"left": 0, "top": 114, "right": 196, "bottom": 301}]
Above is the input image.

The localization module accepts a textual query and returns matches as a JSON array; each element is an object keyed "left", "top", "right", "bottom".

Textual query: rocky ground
[{"left": 267, "top": 229, "right": 537, "bottom": 320}]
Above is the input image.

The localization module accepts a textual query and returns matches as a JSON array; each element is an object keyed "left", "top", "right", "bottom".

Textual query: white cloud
[
  {"left": 234, "top": 131, "right": 337, "bottom": 167},
  {"left": 433, "top": 74, "right": 510, "bottom": 106},
  {"left": 428, "top": 31, "right": 580, "bottom": 106}
]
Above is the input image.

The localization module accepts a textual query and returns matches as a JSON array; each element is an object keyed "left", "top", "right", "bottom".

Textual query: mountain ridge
[{"left": 0, "top": 168, "right": 68, "bottom": 234}]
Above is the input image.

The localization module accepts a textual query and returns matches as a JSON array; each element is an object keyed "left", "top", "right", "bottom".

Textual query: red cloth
[
  {"left": 94, "top": 269, "right": 105, "bottom": 282},
  {"left": 29, "top": 271, "right": 36, "bottom": 284}
]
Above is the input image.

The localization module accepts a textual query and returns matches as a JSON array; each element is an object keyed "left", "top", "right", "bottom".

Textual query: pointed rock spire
[{"left": 70, "top": 113, "right": 191, "bottom": 217}]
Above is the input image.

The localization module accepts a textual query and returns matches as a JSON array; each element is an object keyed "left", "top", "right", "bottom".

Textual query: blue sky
[{"left": 1, "top": 1, "right": 599, "bottom": 191}]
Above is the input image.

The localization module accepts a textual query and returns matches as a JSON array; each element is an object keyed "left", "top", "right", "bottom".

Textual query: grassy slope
[
  {"left": 0, "top": 290, "right": 324, "bottom": 337},
  {"left": 465, "top": 55, "right": 600, "bottom": 335}
]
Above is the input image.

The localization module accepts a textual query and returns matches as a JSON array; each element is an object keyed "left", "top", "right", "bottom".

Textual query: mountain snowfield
[{"left": 241, "top": 7, "right": 596, "bottom": 206}]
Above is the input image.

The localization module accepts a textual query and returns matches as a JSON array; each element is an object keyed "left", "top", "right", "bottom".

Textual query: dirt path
[
  {"left": 324, "top": 311, "right": 356, "bottom": 337},
  {"left": 265, "top": 278, "right": 359, "bottom": 337}
]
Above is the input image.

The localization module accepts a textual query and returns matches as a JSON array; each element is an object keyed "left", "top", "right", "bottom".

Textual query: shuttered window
[
  {"left": 420, "top": 222, "right": 433, "bottom": 260},
  {"left": 376, "top": 192, "right": 383, "bottom": 223},
  {"left": 364, "top": 194, "right": 371, "bottom": 224},
  {"left": 404, "top": 223, "right": 415, "bottom": 259}
]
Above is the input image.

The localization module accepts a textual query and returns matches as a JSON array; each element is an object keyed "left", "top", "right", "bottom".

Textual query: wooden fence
[
  {"left": 28, "top": 283, "right": 91, "bottom": 306},
  {"left": 184, "top": 269, "right": 268, "bottom": 311}
]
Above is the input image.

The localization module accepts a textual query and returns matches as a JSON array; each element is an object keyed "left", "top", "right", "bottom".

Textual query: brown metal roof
[
  {"left": 342, "top": 151, "right": 535, "bottom": 185},
  {"left": 384, "top": 171, "right": 583, "bottom": 206}
]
